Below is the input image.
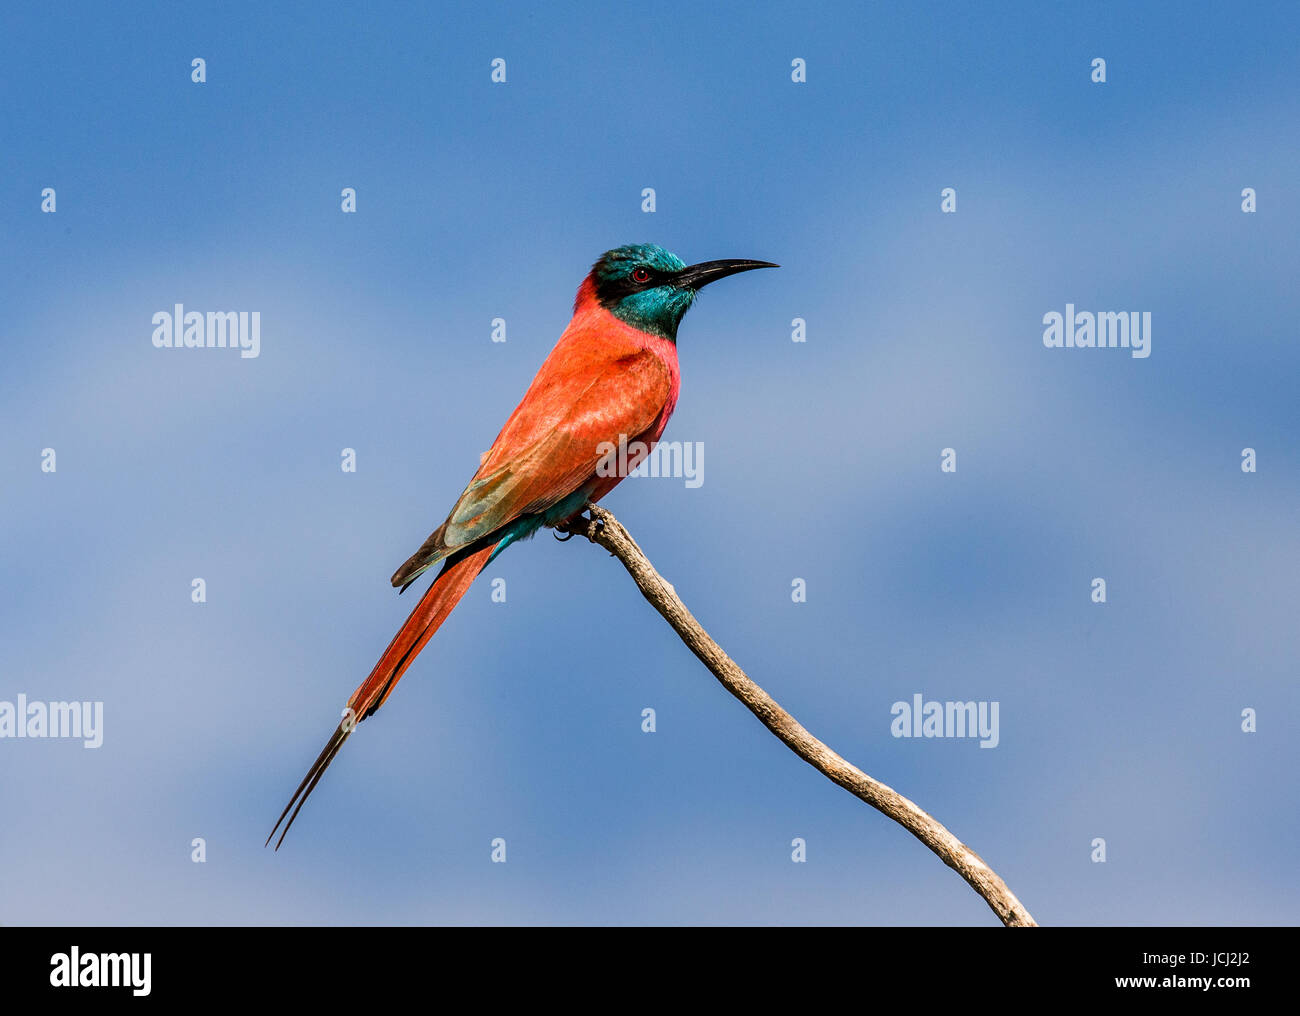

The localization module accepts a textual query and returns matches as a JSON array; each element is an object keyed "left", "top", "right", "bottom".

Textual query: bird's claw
[{"left": 554, "top": 508, "right": 605, "bottom": 543}]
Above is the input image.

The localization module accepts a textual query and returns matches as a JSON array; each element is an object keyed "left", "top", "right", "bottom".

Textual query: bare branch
[{"left": 560, "top": 504, "right": 1037, "bottom": 928}]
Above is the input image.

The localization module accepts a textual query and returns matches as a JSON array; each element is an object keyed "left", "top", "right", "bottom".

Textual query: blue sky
[{"left": 1, "top": 1, "right": 1297, "bottom": 925}]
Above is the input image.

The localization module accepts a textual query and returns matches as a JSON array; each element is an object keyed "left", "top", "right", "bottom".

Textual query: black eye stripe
[{"left": 593, "top": 264, "right": 675, "bottom": 308}]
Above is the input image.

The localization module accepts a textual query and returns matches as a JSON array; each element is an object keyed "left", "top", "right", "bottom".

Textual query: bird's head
[{"left": 586, "top": 243, "right": 777, "bottom": 341}]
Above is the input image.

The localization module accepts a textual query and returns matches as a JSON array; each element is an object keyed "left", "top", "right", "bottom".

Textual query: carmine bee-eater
[{"left": 268, "top": 244, "right": 776, "bottom": 848}]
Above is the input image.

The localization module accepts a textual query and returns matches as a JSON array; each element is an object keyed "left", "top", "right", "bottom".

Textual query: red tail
[{"left": 267, "top": 541, "right": 498, "bottom": 849}]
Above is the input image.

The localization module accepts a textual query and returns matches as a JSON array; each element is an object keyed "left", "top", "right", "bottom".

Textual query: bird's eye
[{"left": 631, "top": 267, "right": 651, "bottom": 284}]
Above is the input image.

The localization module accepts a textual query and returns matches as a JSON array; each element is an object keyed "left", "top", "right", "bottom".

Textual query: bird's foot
[{"left": 554, "top": 506, "right": 605, "bottom": 544}]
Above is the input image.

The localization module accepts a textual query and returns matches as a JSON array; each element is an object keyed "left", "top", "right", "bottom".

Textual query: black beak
[{"left": 675, "top": 259, "right": 779, "bottom": 290}]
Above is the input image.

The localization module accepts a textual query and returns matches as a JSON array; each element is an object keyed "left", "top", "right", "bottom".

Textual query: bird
[{"left": 267, "top": 243, "right": 777, "bottom": 848}]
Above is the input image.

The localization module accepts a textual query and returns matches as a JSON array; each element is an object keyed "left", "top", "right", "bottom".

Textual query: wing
[{"left": 391, "top": 335, "right": 672, "bottom": 590}]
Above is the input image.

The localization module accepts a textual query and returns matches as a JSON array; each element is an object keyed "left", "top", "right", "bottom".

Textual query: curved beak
[{"left": 675, "top": 259, "right": 779, "bottom": 290}]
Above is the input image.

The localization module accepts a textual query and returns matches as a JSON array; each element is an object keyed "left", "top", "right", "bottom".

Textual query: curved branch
[{"left": 560, "top": 504, "right": 1037, "bottom": 928}]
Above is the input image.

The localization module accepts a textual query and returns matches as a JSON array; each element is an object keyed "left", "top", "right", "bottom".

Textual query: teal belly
[{"left": 486, "top": 484, "right": 596, "bottom": 565}]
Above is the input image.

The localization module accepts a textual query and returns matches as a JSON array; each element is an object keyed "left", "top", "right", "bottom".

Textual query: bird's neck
[
  {"left": 571, "top": 277, "right": 681, "bottom": 424},
  {"left": 575, "top": 273, "right": 691, "bottom": 342},
  {"left": 572, "top": 277, "right": 680, "bottom": 353}
]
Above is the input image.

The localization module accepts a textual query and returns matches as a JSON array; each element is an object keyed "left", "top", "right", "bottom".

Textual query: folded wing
[{"left": 391, "top": 341, "right": 671, "bottom": 590}]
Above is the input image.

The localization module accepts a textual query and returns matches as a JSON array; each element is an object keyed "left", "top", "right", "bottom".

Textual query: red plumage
[
  {"left": 268, "top": 246, "right": 773, "bottom": 847},
  {"left": 268, "top": 269, "right": 680, "bottom": 849}
]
